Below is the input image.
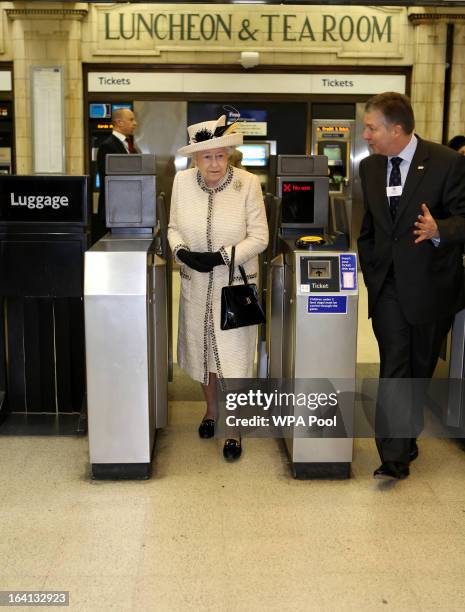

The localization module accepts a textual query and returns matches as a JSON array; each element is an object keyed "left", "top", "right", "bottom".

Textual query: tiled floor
[
  {"left": 1, "top": 412, "right": 465, "bottom": 611},
  {"left": 1, "top": 281, "right": 465, "bottom": 611}
]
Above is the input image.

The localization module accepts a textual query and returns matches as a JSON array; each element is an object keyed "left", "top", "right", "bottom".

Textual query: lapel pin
[{"left": 417, "top": 165, "right": 424, "bottom": 170}]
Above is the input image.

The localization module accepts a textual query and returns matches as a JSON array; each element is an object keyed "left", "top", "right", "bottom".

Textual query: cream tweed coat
[{"left": 168, "top": 166, "right": 269, "bottom": 384}]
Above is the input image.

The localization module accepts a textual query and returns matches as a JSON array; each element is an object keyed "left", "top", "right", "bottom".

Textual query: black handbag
[{"left": 220, "top": 246, "right": 265, "bottom": 330}]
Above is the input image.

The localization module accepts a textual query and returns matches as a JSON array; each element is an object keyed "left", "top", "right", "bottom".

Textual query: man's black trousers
[{"left": 371, "top": 276, "right": 453, "bottom": 464}]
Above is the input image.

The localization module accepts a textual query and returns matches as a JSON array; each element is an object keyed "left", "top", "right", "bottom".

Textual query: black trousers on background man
[{"left": 371, "top": 276, "right": 453, "bottom": 465}]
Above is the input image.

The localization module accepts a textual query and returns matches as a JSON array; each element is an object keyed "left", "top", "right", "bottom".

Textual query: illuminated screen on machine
[
  {"left": 237, "top": 144, "right": 269, "bottom": 167},
  {"left": 89, "top": 103, "right": 133, "bottom": 119},
  {"left": 281, "top": 181, "right": 315, "bottom": 224},
  {"left": 323, "top": 144, "right": 342, "bottom": 162}
]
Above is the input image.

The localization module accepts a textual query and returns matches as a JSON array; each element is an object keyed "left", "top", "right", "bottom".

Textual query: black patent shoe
[
  {"left": 198, "top": 419, "right": 215, "bottom": 439},
  {"left": 223, "top": 439, "right": 242, "bottom": 462}
]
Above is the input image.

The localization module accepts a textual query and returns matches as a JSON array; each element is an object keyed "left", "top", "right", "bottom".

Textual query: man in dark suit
[
  {"left": 358, "top": 92, "right": 465, "bottom": 480},
  {"left": 94, "top": 108, "right": 138, "bottom": 240}
]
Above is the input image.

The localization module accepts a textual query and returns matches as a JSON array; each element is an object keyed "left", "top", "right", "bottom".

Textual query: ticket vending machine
[
  {"left": 311, "top": 120, "right": 355, "bottom": 241},
  {"left": 311, "top": 121, "right": 355, "bottom": 196},
  {"left": 236, "top": 140, "right": 277, "bottom": 193},
  {"left": 268, "top": 155, "right": 358, "bottom": 479}
]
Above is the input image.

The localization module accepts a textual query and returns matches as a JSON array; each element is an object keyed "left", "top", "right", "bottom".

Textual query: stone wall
[
  {"left": 449, "top": 22, "right": 465, "bottom": 142},
  {"left": 1, "top": 2, "right": 86, "bottom": 174}
]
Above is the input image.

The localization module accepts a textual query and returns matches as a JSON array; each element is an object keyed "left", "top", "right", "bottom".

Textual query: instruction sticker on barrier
[
  {"left": 308, "top": 296, "right": 347, "bottom": 314},
  {"left": 339, "top": 254, "right": 357, "bottom": 290}
]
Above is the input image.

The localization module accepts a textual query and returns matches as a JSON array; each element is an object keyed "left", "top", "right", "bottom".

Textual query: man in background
[{"left": 94, "top": 108, "right": 138, "bottom": 240}]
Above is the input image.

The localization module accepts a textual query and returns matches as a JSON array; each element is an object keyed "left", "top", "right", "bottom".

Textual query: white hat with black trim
[{"left": 177, "top": 114, "right": 243, "bottom": 156}]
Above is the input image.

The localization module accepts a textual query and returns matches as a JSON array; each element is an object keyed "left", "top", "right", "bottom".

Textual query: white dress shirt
[
  {"left": 387, "top": 134, "right": 439, "bottom": 245},
  {"left": 112, "top": 130, "right": 129, "bottom": 153},
  {"left": 386, "top": 133, "right": 417, "bottom": 185}
]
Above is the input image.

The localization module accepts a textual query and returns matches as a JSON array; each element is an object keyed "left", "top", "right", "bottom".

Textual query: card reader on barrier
[
  {"left": 294, "top": 233, "right": 348, "bottom": 250},
  {"left": 268, "top": 155, "right": 358, "bottom": 479}
]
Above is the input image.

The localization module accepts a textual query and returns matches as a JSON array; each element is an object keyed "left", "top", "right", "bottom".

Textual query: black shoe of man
[
  {"left": 374, "top": 461, "right": 409, "bottom": 480},
  {"left": 410, "top": 439, "right": 419, "bottom": 462}
]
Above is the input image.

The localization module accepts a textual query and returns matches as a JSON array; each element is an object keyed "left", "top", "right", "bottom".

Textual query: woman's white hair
[{"left": 192, "top": 146, "right": 236, "bottom": 163}]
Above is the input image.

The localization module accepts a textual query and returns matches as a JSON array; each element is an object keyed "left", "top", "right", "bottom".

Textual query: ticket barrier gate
[
  {"left": 257, "top": 193, "right": 282, "bottom": 378},
  {"left": 268, "top": 155, "right": 358, "bottom": 478},
  {"left": 446, "top": 267, "right": 465, "bottom": 431},
  {"left": 85, "top": 154, "right": 168, "bottom": 479}
]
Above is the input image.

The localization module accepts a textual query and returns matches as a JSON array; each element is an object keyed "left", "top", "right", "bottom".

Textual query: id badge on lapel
[{"left": 386, "top": 185, "right": 403, "bottom": 198}]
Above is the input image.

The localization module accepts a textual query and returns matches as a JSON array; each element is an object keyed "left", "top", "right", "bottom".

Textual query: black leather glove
[
  {"left": 190, "top": 251, "right": 225, "bottom": 269},
  {"left": 177, "top": 249, "right": 215, "bottom": 273}
]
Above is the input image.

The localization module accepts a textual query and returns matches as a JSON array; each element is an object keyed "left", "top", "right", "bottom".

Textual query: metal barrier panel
[{"left": 85, "top": 235, "right": 167, "bottom": 478}]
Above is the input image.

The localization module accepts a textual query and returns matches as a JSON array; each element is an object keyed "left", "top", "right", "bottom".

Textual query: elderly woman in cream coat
[{"left": 168, "top": 115, "right": 268, "bottom": 461}]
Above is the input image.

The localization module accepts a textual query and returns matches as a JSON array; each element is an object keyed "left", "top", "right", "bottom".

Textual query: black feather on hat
[{"left": 193, "top": 128, "right": 214, "bottom": 143}]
